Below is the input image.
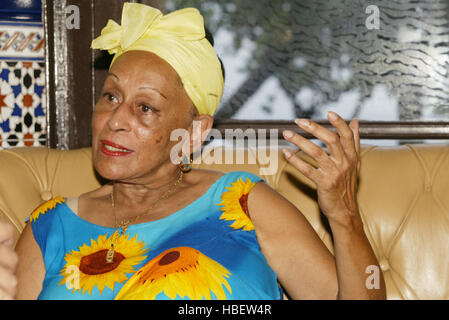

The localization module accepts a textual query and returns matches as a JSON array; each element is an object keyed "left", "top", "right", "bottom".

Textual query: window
[
  {"left": 168, "top": 0, "right": 449, "bottom": 145},
  {"left": 40, "top": 0, "right": 449, "bottom": 149}
]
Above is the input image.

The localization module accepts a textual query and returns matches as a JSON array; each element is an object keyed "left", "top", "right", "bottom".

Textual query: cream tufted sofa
[{"left": 0, "top": 144, "right": 448, "bottom": 300}]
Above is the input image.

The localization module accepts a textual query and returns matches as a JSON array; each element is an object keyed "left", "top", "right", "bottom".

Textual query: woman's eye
[
  {"left": 140, "top": 104, "right": 154, "bottom": 113},
  {"left": 103, "top": 93, "right": 118, "bottom": 103}
]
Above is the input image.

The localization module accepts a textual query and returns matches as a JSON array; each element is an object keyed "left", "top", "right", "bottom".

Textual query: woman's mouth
[{"left": 100, "top": 140, "right": 134, "bottom": 157}]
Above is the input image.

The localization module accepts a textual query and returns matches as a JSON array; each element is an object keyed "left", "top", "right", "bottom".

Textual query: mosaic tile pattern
[{"left": 0, "top": 22, "right": 46, "bottom": 149}]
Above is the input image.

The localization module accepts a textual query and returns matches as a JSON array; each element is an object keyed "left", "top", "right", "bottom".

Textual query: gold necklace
[{"left": 105, "top": 170, "right": 184, "bottom": 263}]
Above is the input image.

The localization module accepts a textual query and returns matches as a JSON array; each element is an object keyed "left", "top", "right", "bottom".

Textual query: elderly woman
[{"left": 0, "top": 3, "right": 385, "bottom": 300}]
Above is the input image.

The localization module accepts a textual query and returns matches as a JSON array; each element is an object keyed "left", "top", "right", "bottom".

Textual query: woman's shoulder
[
  {"left": 27, "top": 196, "right": 67, "bottom": 224},
  {"left": 26, "top": 196, "right": 69, "bottom": 258}
]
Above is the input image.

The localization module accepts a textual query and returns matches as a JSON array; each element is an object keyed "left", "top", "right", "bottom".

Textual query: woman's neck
[{"left": 111, "top": 166, "right": 184, "bottom": 218}]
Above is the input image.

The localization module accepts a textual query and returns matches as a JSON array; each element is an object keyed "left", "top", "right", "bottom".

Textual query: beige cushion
[{"left": 1, "top": 144, "right": 448, "bottom": 299}]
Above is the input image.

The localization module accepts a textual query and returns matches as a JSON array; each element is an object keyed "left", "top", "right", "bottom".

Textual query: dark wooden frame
[
  {"left": 213, "top": 120, "right": 449, "bottom": 140},
  {"left": 42, "top": 0, "right": 449, "bottom": 150}
]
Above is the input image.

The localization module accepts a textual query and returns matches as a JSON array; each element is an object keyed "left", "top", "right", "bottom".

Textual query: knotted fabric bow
[{"left": 91, "top": 3, "right": 224, "bottom": 116}]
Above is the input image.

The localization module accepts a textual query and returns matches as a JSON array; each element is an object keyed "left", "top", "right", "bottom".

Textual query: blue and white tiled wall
[{"left": 0, "top": 0, "right": 46, "bottom": 149}]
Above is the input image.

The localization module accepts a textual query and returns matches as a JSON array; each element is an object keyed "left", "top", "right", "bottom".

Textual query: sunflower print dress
[{"left": 29, "top": 171, "right": 283, "bottom": 300}]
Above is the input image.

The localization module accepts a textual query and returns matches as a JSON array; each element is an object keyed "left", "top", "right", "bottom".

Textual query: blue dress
[{"left": 29, "top": 171, "right": 283, "bottom": 300}]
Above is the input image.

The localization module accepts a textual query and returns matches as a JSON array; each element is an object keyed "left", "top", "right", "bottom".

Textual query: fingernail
[
  {"left": 282, "top": 149, "right": 292, "bottom": 158},
  {"left": 283, "top": 130, "right": 294, "bottom": 139},
  {"left": 350, "top": 118, "right": 359, "bottom": 128},
  {"left": 295, "top": 118, "right": 310, "bottom": 127},
  {"left": 327, "top": 111, "right": 338, "bottom": 121}
]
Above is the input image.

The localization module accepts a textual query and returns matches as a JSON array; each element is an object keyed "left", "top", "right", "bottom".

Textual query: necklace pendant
[{"left": 106, "top": 244, "right": 115, "bottom": 263}]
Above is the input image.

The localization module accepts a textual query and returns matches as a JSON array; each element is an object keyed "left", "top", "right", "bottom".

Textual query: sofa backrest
[{"left": 0, "top": 144, "right": 448, "bottom": 299}]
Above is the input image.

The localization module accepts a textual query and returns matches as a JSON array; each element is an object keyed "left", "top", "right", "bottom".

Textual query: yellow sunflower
[
  {"left": 29, "top": 196, "right": 65, "bottom": 223},
  {"left": 115, "top": 246, "right": 232, "bottom": 300},
  {"left": 59, "top": 232, "right": 148, "bottom": 295},
  {"left": 216, "top": 177, "right": 257, "bottom": 231}
]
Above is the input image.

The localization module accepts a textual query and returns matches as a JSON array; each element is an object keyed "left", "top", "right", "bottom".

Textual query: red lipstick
[{"left": 100, "top": 140, "right": 134, "bottom": 157}]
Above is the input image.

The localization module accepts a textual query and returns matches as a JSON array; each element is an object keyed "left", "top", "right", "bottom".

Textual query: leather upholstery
[{"left": 1, "top": 144, "right": 448, "bottom": 299}]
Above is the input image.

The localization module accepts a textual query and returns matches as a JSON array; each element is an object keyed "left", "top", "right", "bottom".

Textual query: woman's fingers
[
  {"left": 0, "top": 264, "right": 17, "bottom": 298},
  {"left": 0, "top": 288, "right": 14, "bottom": 300},
  {"left": 282, "top": 129, "right": 336, "bottom": 175},
  {"left": 0, "top": 222, "right": 18, "bottom": 300},
  {"left": 327, "top": 112, "right": 358, "bottom": 163},
  {"left": 282, "top": 113, "right": 361, "bottom": 189},
  {"left": 293, "top": 118, "right": 347, "bottom": 165},
  {"left": 0, "top": 243, "right": 18, "bottom": 272},
  {"left": 349, "top": 118, "right": 361, "bottom": 174},
  {"left": 282, "top": 149, "right": 321, "bottom": 183},
  {"left": 0, "top": 222, "right": 14, "bottom": 249},
  {"left": 349, "top": 118, "right": 361, "bottom": 154},
  {"left": 285, "top": 113, "right": 360, "bottom": 173}
]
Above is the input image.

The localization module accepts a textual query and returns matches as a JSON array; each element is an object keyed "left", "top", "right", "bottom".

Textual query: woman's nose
[{"left": 107, "top": 102, "right": 132, "bottom": 132}]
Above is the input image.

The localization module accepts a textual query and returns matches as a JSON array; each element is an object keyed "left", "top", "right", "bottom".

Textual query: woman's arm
[
  {"left": 249, "top": 111, "right": 386, "bottom": 299},
  {"left": 284, "top": 111, "right": 385, "bottom": 299},
  {"left": 14, "top": 222, "right": 45, "bottom": 299},
  {"left": 247, "top": 182, "right": 339, "bottom": 299}
]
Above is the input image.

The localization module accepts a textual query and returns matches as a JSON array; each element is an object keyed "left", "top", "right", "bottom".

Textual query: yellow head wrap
[{"left": 91, "top": 3, "right": 224, "bottom": 116}]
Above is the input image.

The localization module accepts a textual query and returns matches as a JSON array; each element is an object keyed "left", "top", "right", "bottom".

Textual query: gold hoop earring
[{"left": 179, "top": 154, "right": 192, "bottom": 173}]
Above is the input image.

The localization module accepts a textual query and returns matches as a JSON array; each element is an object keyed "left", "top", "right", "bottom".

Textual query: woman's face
[{"left": 92, "top": 50, "right": 197, "bottom": 182}]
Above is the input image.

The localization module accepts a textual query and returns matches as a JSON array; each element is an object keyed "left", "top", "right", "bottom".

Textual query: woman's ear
[{"left": 183, "top": 113, "right": 214, "bottom": 158}]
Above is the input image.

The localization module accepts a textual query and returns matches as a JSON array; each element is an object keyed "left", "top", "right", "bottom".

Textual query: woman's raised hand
[
  {"left": 282, "top": 111, "right": 361, "bottom": 229},
  {"left": 0, "top": 221, "right": 18, "bottom": 300}
]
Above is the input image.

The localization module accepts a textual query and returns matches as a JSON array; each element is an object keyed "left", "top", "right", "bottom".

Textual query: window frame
[{"left": 213, "top": 120, "right": 449, "bottom": 140}]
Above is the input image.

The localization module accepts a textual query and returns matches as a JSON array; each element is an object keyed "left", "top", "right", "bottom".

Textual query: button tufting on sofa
[
  {"left": 40, "top": 191, "right": 53, "bottom": 201},
  {"left": 379, "top": 259, "right": 390, "bottom": 272}
]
